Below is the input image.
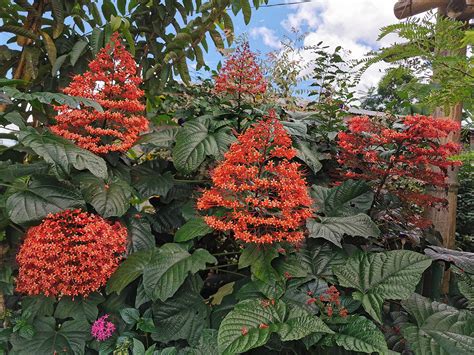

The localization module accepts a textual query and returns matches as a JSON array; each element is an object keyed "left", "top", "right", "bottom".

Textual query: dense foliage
[{"left": 0, "top": 3, "right": 473, "bottom": 355}]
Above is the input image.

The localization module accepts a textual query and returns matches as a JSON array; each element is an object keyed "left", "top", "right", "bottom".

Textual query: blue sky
[
  {"left": 193, "top": 0, "right": 399, "bottom": 94},
  {"left": 1, "top": 1, "right": 400, "bottom": 93}
]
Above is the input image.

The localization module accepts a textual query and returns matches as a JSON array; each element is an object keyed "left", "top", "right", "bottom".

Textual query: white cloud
[
  {"left": 250, "top": 26, "right": 282, "bottom": 49},
  {"left": 281, "top": 0, "right": 401, "bottom": 93}
]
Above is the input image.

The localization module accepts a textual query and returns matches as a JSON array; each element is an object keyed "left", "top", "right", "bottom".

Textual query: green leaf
[
  {"left": 54, "top": 293, "right": 104, "bottom": 322},
  {"left": 211, "top": 282, "right": 235, "bottom": 306},
  {"left": 107, "top": 245, "right": 216, "bottom": 302},
  {"left": 0, "top": 25, "right": 37, "bottom": 40},
  {"left": 152, "top": 278, "right": 209, "bottom": 345},
  {"left": 239, "top": 244, "right": 280, "bottom": 283},
  {"left": 51, "top": 0, "right": 64, "bottom": 38},
  {"left": 0, "top": 161, "right": 49, "bottom": 182},
  {"left": 177, "top": 56, "right": 191, "bottom": 85},
  {"left": 172, "top": 120, "right": 234, "bottom": 174},
  {"left": 1, "top": 86, "right": 102, "bottom": 111},
  {"left": 277, "top": 305, "right": 333, "bottom": 341},
  {"left": 106, "top": 249, "right": 155, "bottom": 295},
  {"left": 143, "top": 244, "right": 217, "bottom": 301},
  {"left": 217, "top": 298, "right": 286, "bottom": 354},
  {"left": 401, "top": 294, "right": 474, "bottom": 355},
  {"left": 19, "top": 128, "right": 107, "bottom": 179},
  {"left": 240, "top": 0, "right": 252, "bottom": 25},
  {"left": 311, "top": 180, "right": 374, "bottom": 217},
  {"left": 123, "top": 211, "right": 155, "bottom": 252},
  {"left": 90, "top": 28, "right": 104, "bottom": 56},
  {"left": 138, "top": 127, "right": 178, "bottom": 147},
  {"left": 456, "top": 271, "right": 474, "bottom": 309},
  {"left": 334, "top": 250, "right": 431, "bottom": 323},
  {"left": 10, "top": 317, "right": 89, "bottom": 355},
  {"left": 40, "top": 30, "right": 57, "bottom": 66},
  {"left": 120, "top": 308, "right": 140, "bottom": 325},
  {"left": 307, "top": 214, "right": 380, "bottom": 247},
  {"left": 174, "top": 217, "right": 212, "bottom": 242},
  {"left": 51, "top": 54, "right": 68, "bottom": 76},
  {"left": 69, "top": 40, "right": 88, "bottom": 66},
  {"left": 331, "top": 315, "right": 388, "bottom": 354},
  {"left": 424, "top": 246, "right": 474, "bottom": 273},
  {"left": 132, "top": 169, "right": 174, "bottom": 199},
  {"left": 295, "top": 140, "right": 322, "bottom": 174},
  {"left": 76, "top": 173, "right": 131, "bottom": 218},
  {"left": 6, "top": 176, "right": 85, "bottom": 224},
  {"left": 22, "top": 295, "right": 55, "bottom": 321}
]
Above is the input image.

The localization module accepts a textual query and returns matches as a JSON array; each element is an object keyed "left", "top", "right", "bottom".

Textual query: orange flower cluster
[
  {"left": 306, "top": 286, "right": 348, "bottom": 318},
  {"left": 338, "top": 115, "right": 461, "bottom": 211},
  {"left": 197, "top": 111, "right": 312, "bottom": 244},
  {"left": 16, "top": 209, "right": 127, "bottom": 298},
  {"left": 51, "top": 33, "right": 148, "bottom": 154},
  {"left": 214, "top": 42, "right": 267, "bottom": 98}
]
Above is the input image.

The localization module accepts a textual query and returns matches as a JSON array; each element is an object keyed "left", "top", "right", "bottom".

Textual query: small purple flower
[{"left": 91, "top": 314, "right": 116, "bottom": 341}]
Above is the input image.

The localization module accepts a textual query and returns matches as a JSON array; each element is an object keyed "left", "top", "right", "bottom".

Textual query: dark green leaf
[
  {"left": 54, "top": 293, "right": 104, "bottom": 322},
  {"left": 10, "top": 318, "right": 89, "bottom": 355},
  {"left": 76, "top": 173, "right": 131, "bottom": 218},
  {"left": 19, "top": 128, "right": 107, "bottom": 179},
  {"left": 6, "top": 176, "right": 85, "bottom": 224},
  {"left": 174, "top": 217, "right": 212, "bottom": 242}
]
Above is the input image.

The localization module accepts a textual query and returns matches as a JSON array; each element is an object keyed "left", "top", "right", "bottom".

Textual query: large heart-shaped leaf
[
  {"left": 143, "top": 243, "right": 217, "bottom": 301},
  {"left": 132, "top": 169, "right": 174, "bottom": 199},
  {"left": 311, "top": 180, "right": 374, "bottom": 217},
  {"left": 19, "top": 128, "right": 107, "bottom": 179},
  {"left": 6, "top": 176, "right": 85, "bottom": 224},
  {"left": 295, "top": 140, "right": 322, "bottom": 174},
  {"left": 330, "top": 315, "right": 388, "bottom": 354},
  {"left": 54, "top": 293, "right": 104, "bottom": 322},
  {"left": 277, "top": 305, "right": 333, "bottom": 341},
  {"left": 401, "top": 294, "right": 474, "bottom": 355},
  {"left": 217, "top": 299, "right": 332, "bottom": 354},
  {"left": 106, "top": 249, "right": 155, "bottom": 295},
  {"left": 334, "top": 250, "right": 431, "bottom": 323},
  {"left": 239, "top": 244, "right": 280, "bottom": 283},
  {"left": 152, "top": 277, "right": 209, "bottom": 346},
  {"left": 138, "top": 126, "right": 178, "bottom": 147},
  {"left": 172, "top": 120, "right": 234, "bottom": 174},
  {"left": 107, "top": 244, "right": 216, "bottom": 302},
  {"left": 10, "top": 317, "right": 89, "bottom": 355},
  {"left": 76, "top": 173, "right": 131, "bottom": 217},
  {"left": 307, "top": 214, "right": 380, "bottom": 247},
  {"left": 218, "top": 298, "right": 286, "bottom": 354}
]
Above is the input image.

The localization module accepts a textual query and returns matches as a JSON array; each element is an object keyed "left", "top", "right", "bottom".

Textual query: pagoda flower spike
[
  {"left": 197, "top": 110, "right": 313, "bottom": 245},
  {"left": 214, "top": 41, "right": 267, "bottom": 99},
  {"left": 51, "top": 32, "right": 149, "bottom": 154}
]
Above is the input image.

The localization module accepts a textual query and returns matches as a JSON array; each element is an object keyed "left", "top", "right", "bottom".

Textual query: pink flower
[{"left": 91, "top": 314, "right": 116, "bottom": 341}]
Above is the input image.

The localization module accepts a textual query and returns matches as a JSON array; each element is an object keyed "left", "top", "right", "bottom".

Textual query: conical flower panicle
[
  {"left": 52, "top": 32, "right": 149, "bottom": 154},
  {"left": 197, "top": 111, "right": 312, "bottom": 244},
  {"left": 214, "top": 42, "right": 267, "bottom": 98}
]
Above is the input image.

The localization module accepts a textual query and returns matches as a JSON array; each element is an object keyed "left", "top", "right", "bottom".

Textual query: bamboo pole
[{"left": 394, "top": 0, "right": 474, "bottom": 20}]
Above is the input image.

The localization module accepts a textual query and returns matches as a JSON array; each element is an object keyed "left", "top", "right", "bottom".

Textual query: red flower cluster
[
  {"left": 306, "top": 286, "right": 348, "bottom": 318},
  {"left": 197, "top": 111, "right": 312, "bottom": 244},
  {"left": 214, "top": 42, "right": 267, "bottom": 98},
  {"left": 16, "top": 209, "right": 127, "bottom": 298},
  {"left": 51, "top": 32, "right": 148, "bottom": 154},
  {"left": 338, "top": 115, "right": 461, "bottom": 214}
]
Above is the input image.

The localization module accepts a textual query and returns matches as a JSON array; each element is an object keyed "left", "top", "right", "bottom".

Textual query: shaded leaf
[
  {"left": 6, "top": 176, "right": 85, "bottom": 224},
  {"left": 334, "top": 250, "right": 431, "bottom": 323}
]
